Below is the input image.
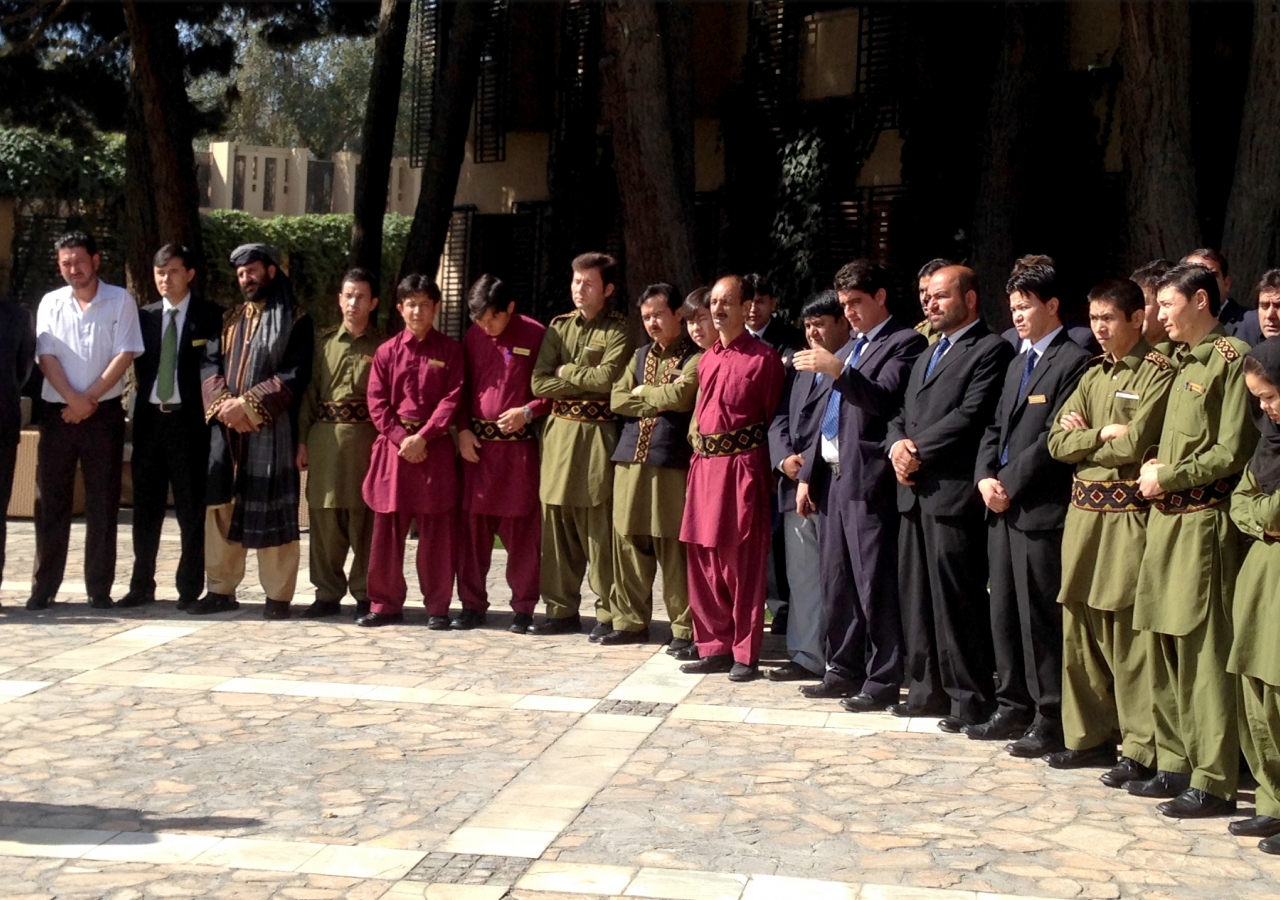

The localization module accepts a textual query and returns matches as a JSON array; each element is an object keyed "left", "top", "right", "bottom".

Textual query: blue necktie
[
  {"left": 924, "top": 336, "right": 950, "bottom": 380},
  {"left": 1000, "top": 349, "right": 1038, "bottom": 465},
  {"left": 820, "top": 337, "right": 868, "bottom": 441}
]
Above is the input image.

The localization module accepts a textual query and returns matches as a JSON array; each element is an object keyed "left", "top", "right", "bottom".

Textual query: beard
[{"left": 240, "top": 277, "right": 269, "bottom": 302}]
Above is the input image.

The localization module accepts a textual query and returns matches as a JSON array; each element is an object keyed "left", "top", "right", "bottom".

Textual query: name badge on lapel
[
  {"left": 513, "top": 347, "right": 531, "bottom": 356},
  {"left": 1027, "top": 394, "right": 1047, "bottom": 404},
  {"left": 428, "top": 358, "right": 445, "bottom": 367},
  {"left": 1115, "top": 390, "right": 1140, "bottom": 401},
  {"left": 191, "top": 339, "right": 208, "bottom": 347},
  {"left": 1186, "top": 381, "right": 1205, "bottom": 394}
]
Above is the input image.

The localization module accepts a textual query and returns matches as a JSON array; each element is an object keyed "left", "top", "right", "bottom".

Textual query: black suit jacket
[
  {"left": 1220, "top": 300, "right": 1264, "bottom": 347},
  {"left": 133, "top": 296, "right": 225, "bottom": 440},
  {"left": 757, "top": 318, "right": 806, "bottom": 366},
  {"left": 975, "top": 329, "right": 1091, "bottom": 531},
  {"left": 887, "top": 319, "right": 1016, "bottom": 516},
  {"left": 800, "top": 319, "right": 927, "bottom": 511},
  {"left": 1002, "top": 324, "right": 1099, "bottom": 356},
  {"left": 0, "top": 302, "right": 36, "bottom": 446},
  {"left": 768, "top": 355, "right": 833, "bottom": 513}
]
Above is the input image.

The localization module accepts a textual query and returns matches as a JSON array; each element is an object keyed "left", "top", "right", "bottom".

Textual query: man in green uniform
[
  {"left": 529, "top": 252, "right": 635, "bottom": 635},
  {"left": 1044, "top": 278, "right": 1174, "bottom": 787},
  {"left": 1128, "top": 263, "right": 1258, "bottom": 817},
  {"left": 604, "top": 283, "right": 700, "bottom": 648},
  {"left": 914, "top": 259, "right": 951, "bottom": 345},
  {"left": 296, "top": 268, "right": 383, "bottom": 618}
]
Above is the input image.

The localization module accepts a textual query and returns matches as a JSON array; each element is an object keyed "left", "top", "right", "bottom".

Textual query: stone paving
[{"left": 0, "top": 515, "right": 1277, "bottom": 899}]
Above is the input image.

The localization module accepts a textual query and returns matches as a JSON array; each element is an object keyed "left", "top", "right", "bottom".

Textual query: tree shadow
[{"left": 0, "top": 800, "right": 261, "bottom": 837}]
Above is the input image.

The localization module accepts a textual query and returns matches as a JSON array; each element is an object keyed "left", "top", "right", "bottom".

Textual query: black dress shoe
[
  {"left": 527, "top": 614, "right": 582, "bottom": 636},
  {"left": 801, "top": 679, "right": 861, "bottom": 700},
  {"left": 599, "top": 628, "right": 649, "bottom": 646},
  {"left": 188, "top": 593, "right": 240, "bottom": 615},
  {"left": 964, "top": 710, "right": 1031, "bottom": 741},
  {"left": 888, "top": 701, "right": 949, "bottom": 719},
  {"left": 451, "top": 609, "right": 486, "bottom": 630},
  {"left": 1158, "top": 787, "right": 1237, "bottom": 818},
  {"left": 673, "top": 643, "right": 699, "bottom": 662},
  {"left": 680, "top": 654, "right": 733, "bottom": 674},
  {"left": 1006, "top": 724, "right": 1064, "bottom": 758},
  {"left": 355, "top": 600, "right": 371, "bottom": 619},
  {"left": 175, "top": 597, "right": 198, "bottom": 611},
  {"left": 588, "top": 621, "right": 612, "bottom": 642},
  {"left": 116, "top": 591, "right": 154, "bottom": 609},
  {"left": 1229, "top": 815, "right": 1280, "bottom": 838},
  {"left": 769, "top": 609, "right": 788, "bottom": 635},
  {"left": 1100, "top": 756, "right": 1154, "bottom": 787},
  {"left": 840, "top": 692, "right": 892, "bottom": 713},
  {"left": 25, "top": 596, "right": 52, "bottom": 611},
  {"left": 1044, "top": 744, "right": 1117, "bottom": 770},
  {"left": 728, "top": 662, "right": 760, "bottom": 682},
  {"left": 938, "top": 716, "right": 971, "bottom": 734},
  {"left": 356, "top": 611, "right": 404, "bottom": 627},
  {"left": 666, "top": 637, "right": 694, "bottom": 656},
  {"left": 1261, "top": 833, "right": 1280, "bottom": 855},
  {"left": 766, "top": 661, "right": 820, "bottom": 682},
  {"left": 427, "top": 614, "right": 451, "bottom": 630},
  {"left": 302, "top": 600, "right": 341, "bottom": 618},
  {"left": 510, "top": 612, "right": 533, "bottom": 633},
  {"left": 263, "top": 599, "right": 291, "bottom": 620},
  {"left": 89, "top": 596, "right": 115, "bottom": 610},
  {"left": 1126, "top": 770, "right": 1193, "bottom": 798}
]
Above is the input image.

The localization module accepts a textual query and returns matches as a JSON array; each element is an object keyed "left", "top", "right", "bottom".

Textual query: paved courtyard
[{"left": 0, "top": 514, "right": 1276, "bottom": 900}]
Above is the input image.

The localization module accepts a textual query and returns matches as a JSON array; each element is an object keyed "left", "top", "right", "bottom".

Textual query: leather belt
[
  {"left": 316, "top": 400, "right": 370, "bottom": 424},
  {"left": 551, "top": 398, "right": 617, "bottom": 423},
  {"left": 471, "top": 417, "right": 534, "bottom": 442},
  {"left": 692, "top": 422, "right": 768, "bottom": 458},
  {"left": 1152, "top": 475, "right": 1239, "bottom": 514},
  {"left": 1071, "top": 478, "right": 1149, "bottom": 513},
  {"left": 155, "top": 401, "right": 182, "bottom": 414}
]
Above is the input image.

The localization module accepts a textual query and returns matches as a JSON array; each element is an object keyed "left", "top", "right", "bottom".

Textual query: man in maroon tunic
[
  {"left": 357, "top": 275, "right": 464, "bottom": 628},
  {"left": 456, "top": 275, "right": 550, "bottom": 633},
  {"left": 680, "top": 275, "right": 786, "bottom": 681}
]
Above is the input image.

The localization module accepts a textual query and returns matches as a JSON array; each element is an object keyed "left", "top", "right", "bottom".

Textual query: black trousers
[
  {"left": 33, "top": 400, "right": 125, "bottom": 602},
  {"left": 818, "top": 494, "right": 903, "bottom": 702},
  {"left": 988, "top": 516, "right": 1064, "bottom": 726},
  {"left": 130, "top": 406, "right": 208, "bottom": 601},
  {"left": 0, "top": 438, "right": 16, "bottom": 590},
  {"left": 898, "top": 507, "right": 995, "bottom": 723}
]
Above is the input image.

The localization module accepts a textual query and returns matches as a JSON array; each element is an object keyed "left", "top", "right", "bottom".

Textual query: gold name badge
[
  {"left": 513, "top": 347, "right": 531, "bottom": 356},
  {"left": 429, "top": 359, "right": 445, "bottom": 367},
  {"left": 361, "top": 354, "right": 374, "bottom": 362},
  {"left": 191, "top": 339, "right": 208, "bottom": 346},
  {"left": 1027, "top": 394, "right": 1047, "bottom": 404},
  {"left": 1187, "top": 381, "right": 1205, "bottom": 394},
  {"left": 1115, "top": 391, "right": 1141, "bottom": 401}
]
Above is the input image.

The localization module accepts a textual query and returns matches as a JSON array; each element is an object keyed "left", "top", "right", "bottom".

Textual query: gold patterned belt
[
  {"left": 692, "top": 422, "right": 768, "bottom": 458},
  {"left": 471, "top": 417, "right": 535, "bottom": 442},
  {"left": 399, "top": 418, "right": 424, "bottom": 432},
  {"left": 1152, "top": 475, "right": 1239, "bottom": 514},
  {"left": 1071, "top": 478, "right": 1149, "bottom": 513},
  {"left": 551, "top": 398, "right": 617, "bottom": 423},
  {"left": 316, "top": 400, "right": 370, "bottom": 424}
]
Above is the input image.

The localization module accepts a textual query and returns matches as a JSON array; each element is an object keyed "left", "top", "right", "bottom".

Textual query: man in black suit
[
  {"left": 743, "top": 272, "right": 806, "bottom": 635},
  {"left": 887, "top": 264, "right": 1015, "bottom": 730},
  {"left": 766, "top": 290, "right": 849, "bottom": 682},
  {"left": 793, "top": 260, "right": 927, "bottom": 709},
  {"left": 0, "top": 300, "right": 36, "bottom": 601},
  {"left": 1183, "top": 248, "right": 1264, "bottom": 347},
  {"left": 119, "top": 244, "right": 224, "bottom": 609},
  {"left": 970, "top": 261, "right": 1090, "bottom": 756}
]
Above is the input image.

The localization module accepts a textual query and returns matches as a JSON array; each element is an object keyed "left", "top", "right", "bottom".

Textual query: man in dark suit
[
  {"left": 793, "top": 260, "right": 927, "bottom": 708},
  {"left": 0, "top": 300, "right": 36, "bottom": 601},
  {"left": 119, "top": 244, "right": 224, "bottom": 609},
  {"left": 743, "top": 272, "right": 806, "bottom": 635},
  {"left": 766, "top": 290, "right": 849, "bottom": 681},
  {"left": 970, "top": 261, "right": 1091, "bottom": 756},
  {"left": 887, "top": 264, "right": 1016, "bottom": 730},
  {"left": 1183, "top": 248, "right": 1264, "bottom": 347}
]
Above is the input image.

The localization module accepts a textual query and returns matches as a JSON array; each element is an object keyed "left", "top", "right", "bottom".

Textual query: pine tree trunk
[
  {"left": 1118, "top": 0, "right": 1199, "bottom": 268},
  {"left": 350, "top": 0, "right": 411, "bottom": 282},
  {"left": 600, "top": 0, "right": 698, "bottom": 296},
  {"left": 1222, "top": 2, "right": 1280, "bottom": 303},
  {"left": 123, "top": 80, "right": 159, "bottom": 304}
]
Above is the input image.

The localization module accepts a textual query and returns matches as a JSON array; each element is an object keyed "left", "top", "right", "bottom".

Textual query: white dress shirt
[
  {"left": 821, "top": 316, "right": 891, "bottom": 464},
  {"left": 1019, "top": 325, "right": 1063, "bottom": 370},
  {"left": 35, "top": 280, "right": 144, "bottom": 403},
  {"left": 148, "top": 293, "right": 191, "bottom": 405}
]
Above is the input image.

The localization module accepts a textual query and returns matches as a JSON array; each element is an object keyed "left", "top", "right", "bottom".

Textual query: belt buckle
[{"left": 158, "top": 401, "right": 181, "bottom": 414}]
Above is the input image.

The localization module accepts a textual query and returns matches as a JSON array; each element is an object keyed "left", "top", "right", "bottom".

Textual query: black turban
[{"left": 229, "top": 243, "right": 280, "bottom": 269}]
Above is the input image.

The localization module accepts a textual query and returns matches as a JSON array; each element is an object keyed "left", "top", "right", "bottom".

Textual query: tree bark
[
  {"left": 399, "top": 1, "right": 490, "bottom": 280},
  {"left": 350, "top": 0, "right": 411, "bottom": 283},
  {"left": 122, "top": 1, "right": 204, "bottom": 298},
  {"left": 1222, "top": 2, "right": 1280, "bottom": 303},
  {"left": 123, "top": 78, "right": 159, "bottom": 304},
  {"left": 1118, "top": 0, "right": 1199, "bottom": 269},
  {"left": 600, "top": 0, "right": 698, "bottom": 297}
]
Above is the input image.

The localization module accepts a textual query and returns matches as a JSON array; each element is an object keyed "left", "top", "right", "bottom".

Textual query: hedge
[
  {"left": 0, "top": 127, "right": 125, "bottom": 200},
  {"left": 201, "top": 209, "right": 413, "bottom": 329}
]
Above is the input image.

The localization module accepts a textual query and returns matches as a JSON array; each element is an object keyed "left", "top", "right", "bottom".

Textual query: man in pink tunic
[
  {"left": 357, "top": 275, "right": 464, "bottom": 629},
  {"left": 456, "top": 275, "right": 550, "bottom": 633},
  {"left": 679, "top": 275, "right": 786, "bottom": 681}
]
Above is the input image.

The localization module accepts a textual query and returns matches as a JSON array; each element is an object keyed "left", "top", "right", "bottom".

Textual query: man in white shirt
[{"left": 29, "top": 231, "right": 143, "bottom": 610}]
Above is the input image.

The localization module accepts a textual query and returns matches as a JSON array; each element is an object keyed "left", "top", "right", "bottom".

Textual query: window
[
  {"left": 232, "top": 155, "right": 246, "bottom": 210},
  {"left": 263, "top": 157, "right": 277, "bottom": 212}
]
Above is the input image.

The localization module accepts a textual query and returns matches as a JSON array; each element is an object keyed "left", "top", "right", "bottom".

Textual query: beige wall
[
  {"left": 207, "top": 142, "right": 309, "bottom": 217},
  {"left": 453, "top": 131, "right": 550, "bottom": 214},
  {"left": 800, "top": 8, "right": 861, "bottom": 101}
]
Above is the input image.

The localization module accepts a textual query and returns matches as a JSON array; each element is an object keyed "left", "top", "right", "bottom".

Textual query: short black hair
[
  {"left": 55, "top": 230, "right": 97, "bottom": 257},
  {"left": 1088, "top": 279, "right": 1145, "bottom": 318},
  {"left": 571, "top": 252, "right": 620, "bottom": 290},
  {"left": 916, "top": 258, "right": 953, "bottom": 281},
  {"left": 467, "top": 274, "right": 511, "bottom": 319},
  {"left": 743, "top": 272, "right": 774, "bottom": 299},
  {"left": 1131, "top": 258, "right": 1174, "bottom": 290},
  {"left": 1257, "top": 269, "right": 1280, "bottom": 296},
  {"left": 800, "top": 290, "right": 841, "bottom": 322},
  {"left": 397, "top": 274, "right": 442, "bottom": 304},
  {"left": 1182, "top": 247, "right": 1229, "bottom": 278},
  {"left": 1158, "top": 263, "right": 1221, "bottom": 317},
  {"left": 1243, "top": 354, "right": 1271, "bottom": 382},
  {"left": 1006, "top": 261, "right": 1057, "bottom": 302},
  {"left": 833, "top": 259, "right": 889, "bottom": 297},
  {"left": 681, "top": 286, "right": 710, "bottom": 318},
  {"left": 342, "top": 267, "right": 378, "bottom": 297},
  {"left": 153, "top": 243, "right": 194, "bottom": 270},
  {"left": 638, "top": 283, "right": 681, "bottom": 314}
]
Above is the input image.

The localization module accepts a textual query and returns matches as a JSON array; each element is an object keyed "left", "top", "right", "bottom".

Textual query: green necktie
[{"left": 158, "top": 308, "right": 178, "bottom": 403}]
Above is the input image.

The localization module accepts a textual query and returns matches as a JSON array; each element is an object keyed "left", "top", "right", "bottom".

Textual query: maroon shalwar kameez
[
  {"left": 679, "top": 333, "right": 785, "bottom": 665},
  {"left": 362, "top": 329, "right": 463, "bottom": 615},
  {"left": 456, "top": 314, "right": 550, "bottom": 614}
]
